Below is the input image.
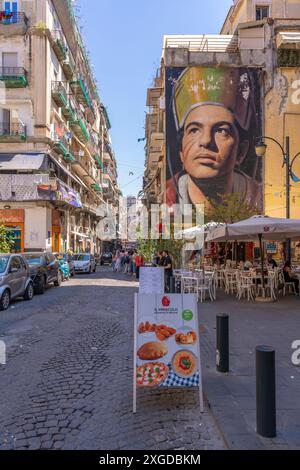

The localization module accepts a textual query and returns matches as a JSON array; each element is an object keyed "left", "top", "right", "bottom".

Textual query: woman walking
[{"left": 135, "top": 252, "right": 143, "bottom": 280}]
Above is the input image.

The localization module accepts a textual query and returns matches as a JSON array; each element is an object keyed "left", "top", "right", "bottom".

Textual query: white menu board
[
  {"left": 139, "top": 267, "right": 164, "bottom": 294},
  {"left": 133, "top": 293, "right": 203, "bottom": 413}
]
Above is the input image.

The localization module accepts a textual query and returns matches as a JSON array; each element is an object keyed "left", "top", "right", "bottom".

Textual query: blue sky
[{"left": 77, "top": 0, "right": 233, "bottom": 196}]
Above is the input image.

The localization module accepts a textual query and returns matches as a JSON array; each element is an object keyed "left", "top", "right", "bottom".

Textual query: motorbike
[{"left": 58, "top": 259, "right": 70, "bottom": 281}]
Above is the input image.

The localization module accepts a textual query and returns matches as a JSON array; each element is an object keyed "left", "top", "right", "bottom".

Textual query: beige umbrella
[{"left": 206, "top": 215, "right": 300, "bottom": 298}]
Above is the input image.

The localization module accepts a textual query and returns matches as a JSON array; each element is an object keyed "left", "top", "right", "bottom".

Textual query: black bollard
[
  {"left": 256, "top": 346, "right": 276, "bottom": 438},
  {"left": 216, "top": 314, "right": 229, "bottom": 373},
  {"left": 175, "top": 278, "right": 182, "bottom": 293}
]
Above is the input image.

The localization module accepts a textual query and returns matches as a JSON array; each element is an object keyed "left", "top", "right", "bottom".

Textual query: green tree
[
  {"left": 0, "top": 221, "right": 14, "bottom": 253},
  {"left": 207, "top": 192, "right": 259, "bottom": 224}
]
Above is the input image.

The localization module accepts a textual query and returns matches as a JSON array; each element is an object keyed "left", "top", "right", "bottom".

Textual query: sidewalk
[{"left": 199, "top": 291, "right": 300, "bottom": 450}]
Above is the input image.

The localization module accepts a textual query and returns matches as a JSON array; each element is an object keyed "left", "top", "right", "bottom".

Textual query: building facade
[
  {"left": 0, "top": 0, "right": 120, "bottom": 253},
  {"left": 143, "top": 0, "right": 300, "bottom": 256}
]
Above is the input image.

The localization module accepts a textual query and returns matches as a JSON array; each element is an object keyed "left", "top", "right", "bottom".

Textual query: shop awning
[
  {"left": 276, "top": 32, "right": 300, "bottom": 48},
  {"left": 0, "top": 153, "right": 48, "bottom": 171}
]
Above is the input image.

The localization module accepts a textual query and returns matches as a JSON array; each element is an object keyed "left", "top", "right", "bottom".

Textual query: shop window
[
  {"left": 256, "top": 5, "right": 270, "bottom": 20},
  {"left": 6, "top": 225, "right": 22, "bottom": 252}
]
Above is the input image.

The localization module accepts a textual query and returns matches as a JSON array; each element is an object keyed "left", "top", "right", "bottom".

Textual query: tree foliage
[
  {"left": 0, "top": 221, "right": 14, "bottom": 253},
  {"left": 206, "top": 192, "right": 259, "bottom": 224}
]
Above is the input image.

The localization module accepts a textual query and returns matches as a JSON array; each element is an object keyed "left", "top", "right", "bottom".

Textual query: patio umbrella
[
  {"left": 180, "top": 221, "right": 223, "bottom": 239},
  {"left": 206, "top": 215, "right": 300, "bottom": 298}
]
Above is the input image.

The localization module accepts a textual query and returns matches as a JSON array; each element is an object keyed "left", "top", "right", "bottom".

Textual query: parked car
[
  {"left": 100, "top": 252, "right": 113, "bottom": 266},
  {"left": 22, "top": 252, "right": 62, "bottom": 295},
  {"left": 54, "top": 253, "right": 75, "bottom": 277},
  {"left": 73, "top": 254, "right": 96, "bottom": 274},
  {"left": 0, "top": 254, "right": 34, "bottom": 311}
]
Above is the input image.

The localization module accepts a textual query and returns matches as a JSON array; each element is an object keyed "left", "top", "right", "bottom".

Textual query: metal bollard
[
  {"left": 216, "top": 314, "right": 229, "bottom": 373},
  {"left": 256, "top": 346, "right": 276, "bottom": 438},
  {"left": 175, "top": 279, "right": 182, "bottom": 293}
]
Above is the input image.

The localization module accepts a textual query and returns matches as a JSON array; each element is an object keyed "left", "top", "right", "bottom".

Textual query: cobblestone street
[{"left": 0, "top": 268, "right": 225, "bottom": 451}]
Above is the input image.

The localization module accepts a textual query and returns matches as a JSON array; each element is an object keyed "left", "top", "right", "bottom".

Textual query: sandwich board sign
[
  {"left": 139, "top": 267, "right": 164, "bottom": 294},
  {"left": 133, "top": 293, "right": 203, "bottom": 413}
]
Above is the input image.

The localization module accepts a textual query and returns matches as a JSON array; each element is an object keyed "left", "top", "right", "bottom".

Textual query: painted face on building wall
[
  {"left": 166, "top": 66, "right": 262, "bottom": 210},
  {"left": 180, "top": 104, "right": 248, "bottom": 180}
]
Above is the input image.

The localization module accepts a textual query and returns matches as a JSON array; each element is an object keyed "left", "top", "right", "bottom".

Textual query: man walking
[{"left": 162, "top": 250, "right": 173, "bottom": 292}]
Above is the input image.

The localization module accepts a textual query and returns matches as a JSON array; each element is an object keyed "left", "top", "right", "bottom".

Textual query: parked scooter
[{"left": 57, "top": 257, "right": 71, "bottom": 281}]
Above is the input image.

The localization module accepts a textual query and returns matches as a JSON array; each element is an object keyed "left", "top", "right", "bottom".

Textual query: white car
[{"left": 73, "top": 254, "right": 96, "bottom": 274}]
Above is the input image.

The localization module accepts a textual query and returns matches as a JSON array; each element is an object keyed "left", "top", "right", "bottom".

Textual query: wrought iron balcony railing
[
  {"left": 0, "top": 67, "right": 28, "bottom": 87},
  {"left": 0, "top": 11, "right": 28, "bottom": 25},
  {"left": 0, "top": 122, "right": 27, "bottom": 137}
]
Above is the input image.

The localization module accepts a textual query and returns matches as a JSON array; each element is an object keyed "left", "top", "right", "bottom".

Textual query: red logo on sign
[{"left": 162, "top": 296, "right": 170, "bottom": 307}]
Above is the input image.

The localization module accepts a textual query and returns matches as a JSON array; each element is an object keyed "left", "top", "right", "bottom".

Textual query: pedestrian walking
[
  {"left": 162, "top": 250, "right": 173, "bottom": 292},
  {"left": 115, "top": 251, "right": 121, "bottom": 272},
  {"left": 135, "top": 253, "right": 143, "bottom": 280}
]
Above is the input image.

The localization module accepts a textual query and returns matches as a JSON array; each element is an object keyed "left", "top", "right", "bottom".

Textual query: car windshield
[
  {"left": 23, "top": 254, "right": 43, "bottom": 265},
  {"left": 0, "top": 255, "right": 9, "bottom": 273},
  {"left": 73, "top": 255, "right": 90, "bottom": 261}
]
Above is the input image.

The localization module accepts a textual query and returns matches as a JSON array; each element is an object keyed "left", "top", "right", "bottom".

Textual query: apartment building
[
  {"left": 141, "top": 65, "right": 165, "bottom": 208},
  {"left": 0, "top": 0, "right": 120, "bottom": 253}
]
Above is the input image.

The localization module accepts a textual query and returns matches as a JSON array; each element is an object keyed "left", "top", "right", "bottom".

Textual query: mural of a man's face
[{"left": 180, "top": 104, "right": 249, "bottom": 180}]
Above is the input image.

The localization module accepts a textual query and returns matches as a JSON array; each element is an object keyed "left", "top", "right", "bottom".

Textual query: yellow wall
[{"left": 264, "top": 67, "right": 300, "bottom": 218}]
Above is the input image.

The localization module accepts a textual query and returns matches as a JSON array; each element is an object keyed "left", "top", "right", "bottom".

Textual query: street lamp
[{"left": 255, "top": 135, "right": 300, "bottom": 260}]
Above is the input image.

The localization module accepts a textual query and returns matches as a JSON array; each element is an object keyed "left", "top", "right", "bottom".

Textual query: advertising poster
[
  {"left": 133, "top": 294, "right": 203, "bottom": 413},
  {"left": 165, "top": 66, "right": 263, "bottom": 212}
]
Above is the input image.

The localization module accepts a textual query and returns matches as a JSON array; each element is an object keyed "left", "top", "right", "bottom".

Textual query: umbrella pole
[{"left": 259, "top": 233, "right": 266, "bottom": 297}]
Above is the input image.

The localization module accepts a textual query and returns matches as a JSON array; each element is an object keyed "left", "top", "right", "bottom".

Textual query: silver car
[
  {"left": 0, "top": 254, "right": 34, "bottom": 311},
  {"left": 73, "top": 254, "right": 96, "bottom": 274}
]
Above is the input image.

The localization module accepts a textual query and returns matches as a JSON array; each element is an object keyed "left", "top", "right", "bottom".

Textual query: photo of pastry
[
  {"left": 137, "top": 341, "right": 168, "bottom": 361},
  {"left": 175, "top": 330, "right": 197, "bottom": 346},
  {"left": 172, "top": 350, "right": 198, "bottom": 378},
  {"left": 136, "top": 362, "right": 169, "bottom": 387}
]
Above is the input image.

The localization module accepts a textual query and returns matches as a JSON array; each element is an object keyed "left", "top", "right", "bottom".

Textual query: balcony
[
  {"left": 0, "top": 67, "right": 28, "bottom": 88},
  {"left": 61, "top": 102, "right": 76, "bottom": 122},
  {"left": 0, "top": 12, "right": 28, "bottom": 36},
  {"left": 70, "top": 116, "right": 90, "bottom": 143},
  {"left": 70, "top": 78, "right": 92, "bottom": 108},
  {"left": 51, "top": 30, "right": 68, "bottom": 62},
  {"left": 91, "top": 183, "right": 102, "bottom": 193},
  {"left": 93, "top": 154, "right": 103, "bottom": 170},
  {"left": 51, "top": 81, "right": 68, "bottom": 108},
  {"left": 62, "top": 54, "right": 75, "bottom": 81},
  {"left": 52, "top": 134, "right": 75, "bottom": 163},
  {"left": 0, "top": 122, "right": 27, "bottom": 142}
]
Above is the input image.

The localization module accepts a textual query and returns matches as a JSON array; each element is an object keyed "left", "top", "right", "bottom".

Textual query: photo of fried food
[
  {"left": 175, "top": 330, "right": 197, "bottom": 345},
  {"left": 155, "top": 324, "right": 176, "bottom": 341},
  {"left": 137, "top": 341, "right": 168, "bottom": 361},
  {"left": 138, "top": 321, "right": 156, "bottom": 334}
]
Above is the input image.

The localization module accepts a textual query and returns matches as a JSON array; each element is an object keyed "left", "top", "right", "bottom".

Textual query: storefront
[{"left": 0, "top": 209, "right": 24, "bottom": 252}]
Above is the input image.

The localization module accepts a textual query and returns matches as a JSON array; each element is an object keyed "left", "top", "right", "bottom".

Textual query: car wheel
[
  {"left": 54, "top": 271, "right": 62, "bottom": 287},
  {"left": 35, "top": 276, "right": 46, "bottom": 295},
  {"left": 0, "top": 289, "right": 10, "bottom": 311},
  {"left": 24, "top": 282, "right": 34, "bottom": 301}
]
